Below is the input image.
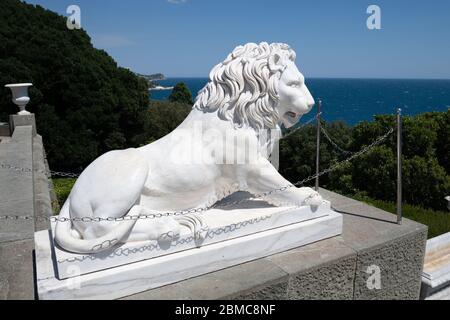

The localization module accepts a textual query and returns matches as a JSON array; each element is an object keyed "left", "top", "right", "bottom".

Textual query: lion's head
[{"left": 193, "top": 42, "right": 315, "bottom": 130}]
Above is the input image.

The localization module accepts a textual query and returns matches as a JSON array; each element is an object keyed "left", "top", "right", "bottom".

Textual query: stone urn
[{"left": 4, "top": 83, "right": 33, "bottom": 115}]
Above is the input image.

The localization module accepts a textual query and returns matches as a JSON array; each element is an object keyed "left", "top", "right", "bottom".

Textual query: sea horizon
[
  {"left": 150, "top": 77, "right": 450, "bottom": 126},
  {"left": 159, "top": 76, "right": 450, "bottom": 81}
]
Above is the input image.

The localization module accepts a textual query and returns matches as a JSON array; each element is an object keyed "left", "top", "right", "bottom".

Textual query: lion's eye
[{"left": 288, "top": 81, "right": 302, "bottom": 88}]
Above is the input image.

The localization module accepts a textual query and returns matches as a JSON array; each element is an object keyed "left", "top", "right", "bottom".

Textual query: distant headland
[
  {"left": 134, "top": 73, "right": 174, "bottom": 90},
  {"left": 135, "top": 72, "right": 166, "bottom": 81}
]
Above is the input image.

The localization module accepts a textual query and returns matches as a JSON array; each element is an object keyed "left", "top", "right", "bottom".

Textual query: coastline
[{"left": 149, "top": 85, "right": 174, "bottom": 91}]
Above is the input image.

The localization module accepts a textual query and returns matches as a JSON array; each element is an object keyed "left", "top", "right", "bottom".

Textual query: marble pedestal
[
  {"left": 35, "top": 196, "right": 342, "bottom": 300},
  {"left": 421, "top": 232, "right": 450, "bottom": 300}
]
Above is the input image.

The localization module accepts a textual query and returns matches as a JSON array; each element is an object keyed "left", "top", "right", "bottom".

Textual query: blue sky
[{"left": 25, "top": 0, "right": 450, "bottom": 79}]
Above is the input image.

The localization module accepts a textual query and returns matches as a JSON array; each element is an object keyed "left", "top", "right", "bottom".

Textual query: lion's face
[
  {"left": 194, "top": 42, "right": 314, "bottom": 130},
  {"left": 277, "top": 60, "right": 315, "bottom": 128}
]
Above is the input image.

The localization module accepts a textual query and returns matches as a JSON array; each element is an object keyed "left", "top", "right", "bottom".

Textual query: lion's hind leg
[{"left": 121, "top": 205, "right": 183, "bottom": 243}]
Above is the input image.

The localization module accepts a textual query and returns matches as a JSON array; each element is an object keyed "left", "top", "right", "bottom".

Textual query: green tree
[
  {"left": 168, "top": 82, "right": 193, "bottom": 105},
  {"left": 0, "top": 0, "right": 149, "bottom": 171},
  {"left": 279, "top": 121, "right": 353, "bottom": 189},
  {"left": 348, "top": 111, "right": 450, "bottom": 210},
  {"left": 142, "top": 100, "right": 191, "bottom": 143},
  {"left": 278, "top": 110, "right": 450, "bottom": 211}
]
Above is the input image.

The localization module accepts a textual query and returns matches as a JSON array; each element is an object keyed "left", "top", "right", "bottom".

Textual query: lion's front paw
[
  {"left": 156, "top": 217, "right": 181, "bottom": 243},
  {"left": 302, "top": 190, "right": 323, "bottom": 207}
]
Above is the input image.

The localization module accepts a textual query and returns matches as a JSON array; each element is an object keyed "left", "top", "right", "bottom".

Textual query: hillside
[
  {"left": 0, "top": 0, "right": 149, "bottom": 171},
  {"left": 136, "top": 73, "right": 166, "bottom": 82}
]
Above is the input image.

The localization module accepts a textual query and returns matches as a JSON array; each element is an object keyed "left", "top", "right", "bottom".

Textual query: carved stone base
[
  {"left": 35, "top": 198, "right": 342, "bottom": 300},
  {"left": 53, "top": 195, "right": 336, "bottom": 279}
]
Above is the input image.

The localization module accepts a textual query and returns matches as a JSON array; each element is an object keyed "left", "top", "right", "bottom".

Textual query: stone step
[{"left": 421, "top": 232, "right": 450, "bottom": 299}]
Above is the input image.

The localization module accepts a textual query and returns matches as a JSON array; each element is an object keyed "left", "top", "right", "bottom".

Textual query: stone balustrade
[{"left": 0, "top": 115, "right": 54, "bottom": 299}]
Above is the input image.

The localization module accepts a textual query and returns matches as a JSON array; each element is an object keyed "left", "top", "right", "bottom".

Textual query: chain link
[
  {"left": 304, "top": 126, "right": 394, "bottom": 181},
  {"left": 0, "top": 162, "right": 33, "bottom": 174},
  {"left": 319, "top": 123, "right": 356, "bottom": 155},
  {"left": 0, "top": 126, "right": 393, "bottom": 223},
  {"left": 0, "top": 162, "right": 80, "bottom": 178},
  {"left": 180, "top": 126, "right": 394, "bottom": 208},
  {"left": 57, "top": 214, "right": 273, "bottom": 263},
  {"left": 281, "top": 113, "right": 320, "bottom": 139},
  {"left": 49, "top": 170, "right": 80, "bottom": 178},
  {"left": 1, "top": 115, "right": 318, "bottom": 178}
]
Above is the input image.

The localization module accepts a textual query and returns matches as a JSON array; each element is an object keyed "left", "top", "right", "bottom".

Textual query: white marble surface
[
  {"left": 52, "top": 197, "right": 332, "bottom": 279},
  {"left": 4, "top": 83, "right": 33, "bottom": 115},
  {"left": 422, "top": 232, "right": 450, "bottom": 288},
  {"left": 426, "top": 285, "right": 450, "bottom": 300},
  {"left": 36, "top": 210, "right": 342, "bottom": 300}
]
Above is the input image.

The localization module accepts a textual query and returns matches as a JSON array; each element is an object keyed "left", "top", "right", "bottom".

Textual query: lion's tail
[{"left": 54, "top": 198, "right": 139, "bottom": 254}]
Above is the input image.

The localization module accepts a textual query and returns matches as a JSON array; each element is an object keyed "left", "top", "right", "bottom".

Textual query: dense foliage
[
  {"left": 52, "top": 177, "right": 77, "bottom": 207},
  {"left": 143, "top": 100, "right": 191, "bottom": 143},
  {"left": 280, "top": 111, "right": 450, "bottom": 211},
  {"left": 0, "top": 0, "right": 149, "bottom": 171},
  {"left": 169, "top": 82, "right": 193, "bottom": 105}
]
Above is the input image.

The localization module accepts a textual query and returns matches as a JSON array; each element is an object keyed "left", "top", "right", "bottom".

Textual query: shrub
[
  {"left": 52, "top": 178, "right": 76, "bottom": 205},
  {"left": 168, "top": 82, "right": 193, "bottom": 105}
]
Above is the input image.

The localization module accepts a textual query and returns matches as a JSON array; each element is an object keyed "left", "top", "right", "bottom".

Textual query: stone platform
[
  {"left": 35, "top": 205, "right": 341, "bottom": 299},
  {"left": 33, "top": 188, "right": 429, "bottom": 300},
  {"left": 120, "top": 189, "right": 427, "bottom": 300}
]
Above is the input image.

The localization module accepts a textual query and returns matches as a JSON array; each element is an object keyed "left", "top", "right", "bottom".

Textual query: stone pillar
[{"left": 9, "top": 114, "right": 36, "bottom": 137}]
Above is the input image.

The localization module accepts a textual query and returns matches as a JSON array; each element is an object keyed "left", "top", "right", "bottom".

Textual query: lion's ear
[{"left": 269, "top": 52, "right": 284, "bottom": 72}]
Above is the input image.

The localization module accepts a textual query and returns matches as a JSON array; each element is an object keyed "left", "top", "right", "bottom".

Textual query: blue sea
[{"left": 150, "top": 78, "right": 450, "bottom": 125}]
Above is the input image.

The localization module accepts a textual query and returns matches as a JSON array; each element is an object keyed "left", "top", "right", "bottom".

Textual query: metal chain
[
  {"left": 57, "top": 214, "right": 273, "bottom": 263},
  {"left": 190, "top": 127, "right": 394, "bottom": 208},
  {"left": 281, "top": 113, "right": 320, "bottom": 139},
  {"left": 0, "top": 116, "right": 319, "bottom": 179},
  {"left": 1, "top": 115, "right": 319, "bottom": 178},
  {"left": 0, "top": 162, "right": 33, "bottom": 174},
  {"left": 0, "top": 162, "right": 80, "bottom": 178},
  {"left": 52, "top": 128, "right": 394, "bottom": 261},
  {"left": 319, "top": 123, "right": 356, "bottom": 155},
  {"left": 49, "top": 170, "right": 80, "bottom": 178},
  {"left": 0, "top": 127, "right": 393, "bottom": 222},
  {"left": 301, "top": 126, "right": 394, "bottom": 182}
]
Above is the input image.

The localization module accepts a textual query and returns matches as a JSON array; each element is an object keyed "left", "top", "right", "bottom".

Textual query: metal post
[
  {"left": 315, "top": 99, "right": 322, "bottom": 191},
  {"left": 396, "top": 108, "right": 403, "bottom": 224}
]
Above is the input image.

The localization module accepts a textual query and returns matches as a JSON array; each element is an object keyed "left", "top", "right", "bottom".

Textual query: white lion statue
[{"left": 55, "top": 42, "right": 323, "bottom": 254}]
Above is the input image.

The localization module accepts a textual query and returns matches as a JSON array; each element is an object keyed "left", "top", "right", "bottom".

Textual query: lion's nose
[{"left": 303, "top": 86, "right": 315, "bottom": 108}]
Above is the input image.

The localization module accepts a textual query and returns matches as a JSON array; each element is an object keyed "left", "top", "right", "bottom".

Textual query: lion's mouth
[
  {"left": 285, "top": 111, "right": 298, "bottom": 119},
  {"left": 282, "top": 111, "right": 301, "bottom": 128}
]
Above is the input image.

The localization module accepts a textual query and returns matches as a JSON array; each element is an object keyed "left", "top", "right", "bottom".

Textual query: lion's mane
[{"left": 193, "top": 42, "right": 296, "bottom": 130}]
